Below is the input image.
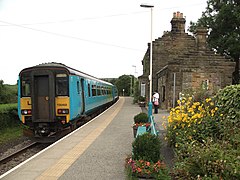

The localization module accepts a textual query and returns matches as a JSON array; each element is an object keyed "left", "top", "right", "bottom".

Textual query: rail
[{"left": 0, "top": 142, "right": 38, "bottom": 165}]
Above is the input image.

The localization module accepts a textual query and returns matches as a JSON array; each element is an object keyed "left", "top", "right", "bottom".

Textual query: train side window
[
  {"left": 101, "top": 86, "right": 104, "bottom": 95},
  {"left": 102, "top": 87, "right": 106, "bottom": 95},
  {"left": 21, "top": 78, "right": 31, "bottom": 97},
  {"left": 92, "top": 85, "right": 96, "bottom": 96},
  {"left": 97, "top": 86, "right": 101, "bottom": 96},
  {"left": 88, "top": 83, "right": 91, "bottom": 97},
  {"left": 56, "top": 74, "right": 68, "bottom": 96}
]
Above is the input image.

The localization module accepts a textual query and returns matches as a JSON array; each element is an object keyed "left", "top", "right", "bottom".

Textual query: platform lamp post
[
  {"left": 140, "top": 4, "right": 154, "bottom": 117},
  {"left": 132, "top": 65, "right": 137, "bottom": 96}
]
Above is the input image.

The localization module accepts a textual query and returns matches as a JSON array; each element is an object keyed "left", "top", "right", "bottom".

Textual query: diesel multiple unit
[{"left": 18, "top": 63, "right": 118, "bottom": 142}]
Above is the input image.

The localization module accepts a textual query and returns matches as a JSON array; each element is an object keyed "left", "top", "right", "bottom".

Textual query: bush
[
  {"left": 166, "top": 96, "right": 218, "bottom": 147},
  {"left": 138, "top": 96, "right": 145, "bottom": 102},
  {"left": 214, "top": 84, "right": 240, "bottom": 140},
  {"left": 133, "top": 112, "right": 148, "bottom": 124},
  {"left": 0, "top": 104, "right": 19, "bottom": 130},
  {"left": 173, "top": 139, "right": 240, "bottom": 179},
  {"left": 167, "top": 85, "right": 240, "bottom": 179},
  {"left": 0, "top": 83, "right": 18, "bottom": 104},
  {"left": 132, "top": 133, "right": 161, "bottom": 163}
]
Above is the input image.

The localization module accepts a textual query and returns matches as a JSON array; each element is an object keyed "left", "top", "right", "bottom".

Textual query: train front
[{"left": 18, "top": 64, "right": 71, "bottom": 141}]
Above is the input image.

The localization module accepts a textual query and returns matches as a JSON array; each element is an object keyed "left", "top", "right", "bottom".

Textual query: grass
[{"left": 0, "top": 126, "right": 23, "bottom": 145}]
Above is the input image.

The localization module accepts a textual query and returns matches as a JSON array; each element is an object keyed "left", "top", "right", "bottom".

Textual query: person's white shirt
[
  {"left": 153, "top": 92, "right": 159, "bottom": 103},
  {"left": 153, "top": 92, "right": 159, "bottom": 99}
]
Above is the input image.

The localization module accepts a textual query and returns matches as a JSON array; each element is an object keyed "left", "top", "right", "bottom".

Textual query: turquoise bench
[{"left": 136, "top": 126, "right": 147, "bottom": 137}]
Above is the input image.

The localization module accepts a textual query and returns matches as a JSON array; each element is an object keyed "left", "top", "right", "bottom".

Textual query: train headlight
[
  {"left": 57, "top": 109, "right": 69, "bottom": 114},
  {"left": 21, "top": 109, "right": 32, "bottom": 115}
]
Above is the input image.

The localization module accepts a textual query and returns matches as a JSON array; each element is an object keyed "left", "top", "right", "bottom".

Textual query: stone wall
[{"left": 139, "top": 12, "right": 235, "bottom": 109}]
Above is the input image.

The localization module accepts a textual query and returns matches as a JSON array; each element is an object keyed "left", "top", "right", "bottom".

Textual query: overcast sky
[{"left": 0, "top": 0, "right": 207, "bottom": 85}]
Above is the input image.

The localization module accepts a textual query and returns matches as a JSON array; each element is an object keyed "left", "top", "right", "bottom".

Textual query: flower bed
[
  {"left": 166, "top": 85, "right": 240, "bottom": 179},
  {"left": 126, "top": 132, "right": 171, "bottom": 179},
  {"left": 126, "top": 157, "right": 170, "bottom": 179}
]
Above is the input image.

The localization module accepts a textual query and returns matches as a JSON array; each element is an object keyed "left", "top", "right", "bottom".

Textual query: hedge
[{"left": 0, "top": 103, "right": 19, "bottom": 130}]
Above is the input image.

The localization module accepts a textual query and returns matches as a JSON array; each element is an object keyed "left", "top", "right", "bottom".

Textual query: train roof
[{"left": 19, "top": 62, "right": 113, "bottom": 86}]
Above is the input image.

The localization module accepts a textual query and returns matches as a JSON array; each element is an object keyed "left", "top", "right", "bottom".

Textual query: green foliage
[
  {"left": 215, "top": 84, "right": 240, "bottom": 124},
  {"left": 0, "top": 126, "right": 23, "bottom": 145},
  {"left": 133, "top": 112, "right": 148, "bottom": 124},
  {"left": 138, "top": 96, "right": 145, "bottom": 102},
  {"left": 167, "top": 85, "right": 240, "bottom": 179},
  {"left": 0, "top": 80, "right": 18, "bottom": 104},
  {"left": 182, "top": 86, "right": 212, "bottom": 102},
  {"left": 189, "top": 0, "right": 240, "bottom": 83},
  {"left": 0, "top": 104, "right": 19, "bottom": 130},
  {"left": 115, "top": 75, "right": 131, "bottom": 96},
  {"left": 214, "top": 84, "right": 240, "bottom": 144},
  {"left": 133, "top": 80, "right": 140, "bottom": 104},
  {"left": 132, "top": 133, "right": 161, "bottom": 163},
  {"left": 173, "top": 139, "right": 240, "bottom": 179}
]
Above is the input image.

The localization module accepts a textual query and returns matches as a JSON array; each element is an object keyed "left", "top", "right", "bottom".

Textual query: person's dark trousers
[{"left": 154, "top": 105, "right": 158, "bottom": 114}]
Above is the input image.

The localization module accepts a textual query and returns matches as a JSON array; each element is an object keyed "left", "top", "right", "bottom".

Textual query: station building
[{"left": 138, "top": 12, "right": 235, "bottom": 109}]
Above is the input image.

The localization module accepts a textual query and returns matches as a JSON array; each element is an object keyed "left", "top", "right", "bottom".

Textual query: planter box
[
  {"left": 133, "top": 126, "right": 138, "bottom": 138},
  {"left": 138, "top": 101, "right": 146, "bottom": 107}
]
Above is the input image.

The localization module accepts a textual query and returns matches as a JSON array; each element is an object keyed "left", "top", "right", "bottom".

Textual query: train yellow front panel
[
  {"left": 20, "top": 97, "right": 31, "bottom": 123},
  {"left": 55, "top": 97, "right": 70, "bottom": 122}
]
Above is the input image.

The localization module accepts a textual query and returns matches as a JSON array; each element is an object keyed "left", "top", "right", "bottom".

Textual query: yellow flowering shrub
[
  {"left": 166, "top": 96, "right": 218, "bottom": 148},
  {"left": 167, "top": 85, "right": 240, "bottom": 179}
]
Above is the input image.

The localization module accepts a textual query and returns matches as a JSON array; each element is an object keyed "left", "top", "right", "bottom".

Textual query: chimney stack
[
  {"left": 171, "top": 11, "right": 186, "bottom": 34},
  {"left": 195, "top": 27, "right": 208, "bottom": 50}
]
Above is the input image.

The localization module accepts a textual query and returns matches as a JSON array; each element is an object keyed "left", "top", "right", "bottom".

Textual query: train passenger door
[{"left": 32, "top": 71, "right": 54, "bottom": 122}]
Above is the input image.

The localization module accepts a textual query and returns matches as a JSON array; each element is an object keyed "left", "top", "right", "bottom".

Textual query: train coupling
[{"left": 35, "top": 123, "right": 50, "bottom": 136}]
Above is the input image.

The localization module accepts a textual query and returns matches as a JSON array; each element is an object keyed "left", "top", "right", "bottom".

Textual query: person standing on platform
[{"left": 153, "top": 91, "right": 159, "bottom": 114}]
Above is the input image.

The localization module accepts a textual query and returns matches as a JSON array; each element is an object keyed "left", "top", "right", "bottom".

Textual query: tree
[
  {"left": 0, "top": 80, "right": 4, "bottom": 103},
  {"left": 115, "top": 75, "right": 132, "bottom": 96},
  {"left": 189, "top": 0, "right": 240, "bottom": 83},
  {"left": 0, "top": 80, "right": 18, "bottom": 104}
]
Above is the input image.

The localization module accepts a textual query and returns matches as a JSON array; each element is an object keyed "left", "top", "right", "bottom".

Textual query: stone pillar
[{"left": 195, "top": 27, "right": 208, "bottom": 50}]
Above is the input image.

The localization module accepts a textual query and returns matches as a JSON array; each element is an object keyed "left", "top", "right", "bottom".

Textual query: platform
[
  {"left": 0, "top": 97, "right": 170, "bottom": 180},
  {"left": 1, "top": 97, "right": 137, "bottom": 179}
]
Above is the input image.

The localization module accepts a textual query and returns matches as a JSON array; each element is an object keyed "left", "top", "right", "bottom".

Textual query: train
[{"left": 18, "top": 62, "right": 118, "bottom": 142}]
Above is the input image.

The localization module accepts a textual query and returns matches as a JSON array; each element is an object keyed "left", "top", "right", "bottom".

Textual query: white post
[
  {"left": 140, "top": 4, "right": 154, "bottom": 117},
  {"left": 149, "top": 6, "right": 153, "bottom": 104},
  {"left": 173, "top": 73, "right": 176, "bottom": 108}
]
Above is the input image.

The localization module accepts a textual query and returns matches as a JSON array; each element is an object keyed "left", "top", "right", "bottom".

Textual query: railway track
[
  {"left": 0, "top": 141, "right": 50, "bottom": 176},
  {"left": 0, "top": 142, "right": 38, "bottom": 165}
]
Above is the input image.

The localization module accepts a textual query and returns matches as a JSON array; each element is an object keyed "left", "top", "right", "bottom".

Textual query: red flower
[
  {"left": 137, "top": 167, "right": 142, "bottom": 173},
  {"left": 146, "top": 161, "right": 150, "bottom": 166}
]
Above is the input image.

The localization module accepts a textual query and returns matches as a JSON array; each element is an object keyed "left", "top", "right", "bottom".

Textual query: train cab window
[
  {"left": 56, "top": 74, "right": 68, "bottom": 96},
  {"left": 21, "top": 78, "right": 31, "bottom": 97}
]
